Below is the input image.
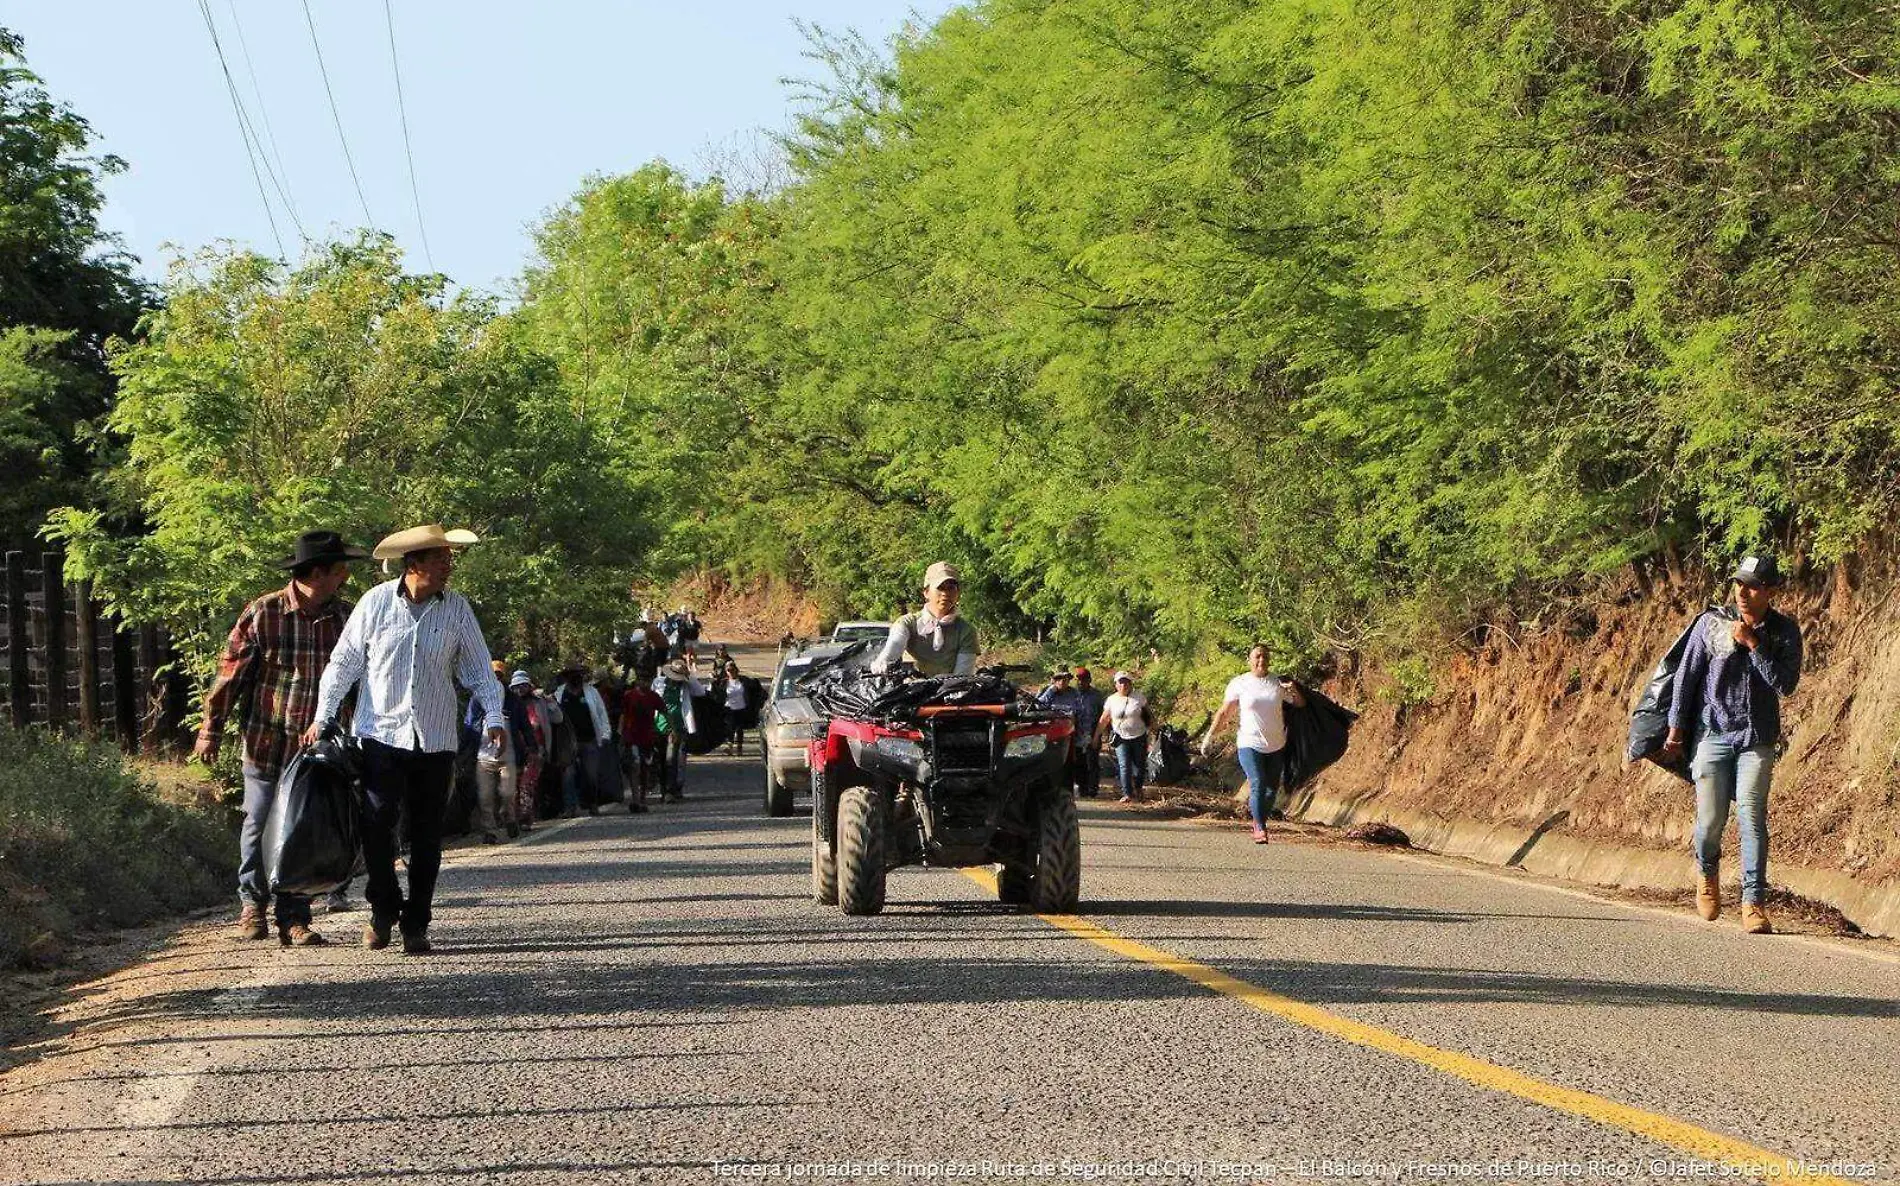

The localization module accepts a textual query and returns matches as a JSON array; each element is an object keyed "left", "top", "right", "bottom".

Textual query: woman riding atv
[{"left": 870, "top": 562, "right": 978, "bottom": 676}]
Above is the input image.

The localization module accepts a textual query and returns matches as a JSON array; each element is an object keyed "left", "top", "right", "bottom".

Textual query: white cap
[
  {"left": 1113, "top": 670, "right": 1133, "bottom": 684},
  {"left": 924, "top": 561, "right": 962, "bottom": 590}
]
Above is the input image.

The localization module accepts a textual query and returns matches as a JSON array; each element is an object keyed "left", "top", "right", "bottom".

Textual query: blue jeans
[
  {"left": 1112, "top": 735, "right": 1148, "bottom": 798},
  {"left": 238, "top": 765, "right": 312, "bottom": 926},
  {"left": 1236, "top": 746, "right": 1286, "bottom": 828},
  {"left": 1692, "top": 738, "right": 1775, "bottom": 904}
]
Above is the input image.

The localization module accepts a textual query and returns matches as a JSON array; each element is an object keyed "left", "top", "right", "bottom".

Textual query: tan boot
[
  {"left": 1695, "top": 876, "right": 1720, "bottom": 921},
  {"left": 235, "top": 902, "right": 268, "bottom": 941},
  {"left": 280, "top": 924, "right": 327, "bottom": 947},
  {"left": 1742, "top": 902, "right": 1773, "bottom": 935}
]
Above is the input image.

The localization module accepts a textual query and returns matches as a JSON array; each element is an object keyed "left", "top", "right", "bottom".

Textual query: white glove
[{"left": 1198, "top": 736, "right": 1212, "bottom": 759}]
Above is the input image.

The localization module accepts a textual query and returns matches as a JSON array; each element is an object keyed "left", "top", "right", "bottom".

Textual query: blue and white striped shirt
[{"left": 315, "top": 578, "right": 504, "bottom": 753}]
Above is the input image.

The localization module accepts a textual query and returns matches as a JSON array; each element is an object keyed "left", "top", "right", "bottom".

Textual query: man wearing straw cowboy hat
[
  {"left": 311, "top": 524, "right": 505, "bottom": 955},
  {"left": 198, "top": 529, "right": 368, "bottom": 947}
]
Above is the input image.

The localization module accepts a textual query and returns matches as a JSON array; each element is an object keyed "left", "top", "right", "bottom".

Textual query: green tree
[
  {"left": 49, "top": 235, "right": 654, "bottom": 671},
  {"left": 0, "top": 27, "right": 146, "bottom": 551}
]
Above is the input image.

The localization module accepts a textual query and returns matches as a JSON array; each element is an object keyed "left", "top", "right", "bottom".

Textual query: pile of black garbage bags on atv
[{"left": 798, "top": 661, "right": 1029, "bottom": 721}]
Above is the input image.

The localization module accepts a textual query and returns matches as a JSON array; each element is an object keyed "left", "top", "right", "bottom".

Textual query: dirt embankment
[
  {"left": 657, "top": 572, "right": 826, "bottom": 643},
  {"left": 1299, "top": 555, "right": 1900, "bottom": 936}
]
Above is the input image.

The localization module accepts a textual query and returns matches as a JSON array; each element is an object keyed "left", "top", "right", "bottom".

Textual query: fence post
[
  {"left": 41, "top": 551, "right": 67, "bottom": 732},
  {"left": 75, "top": 579, "right": 100, "bottom": 736},
  {"left": 112, "top": 618, "right": 138, "bottom": 752},
  {"left": 5, "top": 552, "right": 26, "bottom": 728}
]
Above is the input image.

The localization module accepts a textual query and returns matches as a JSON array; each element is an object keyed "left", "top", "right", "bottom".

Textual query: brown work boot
[
  {"left": 1696, "top": 876, "right": 1720, "bottom": 921},
  {"left": 280, "top": 924, "right": 327, "bottom": 947},
  {"left": 362, "top": 920, "right": 392, "bottom": 950},
  {"left": 235, "top": 902, "right": 268, "bottom": 941},
  {"left": 1742, "top": 902, "right": 1773, "bottom": 935}
]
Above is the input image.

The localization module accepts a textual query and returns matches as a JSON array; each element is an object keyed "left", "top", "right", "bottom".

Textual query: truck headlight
[
  {"left": 1004, "top": 734, "right": 1048, "bottom": 760},
  {"left": 874, "top": 737, "right": 925, "bottom": 764}
]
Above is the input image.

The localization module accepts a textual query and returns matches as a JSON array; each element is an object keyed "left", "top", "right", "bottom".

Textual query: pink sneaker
[{"left": 1250, "top": 826, "right": 1268, "bottom": 844}]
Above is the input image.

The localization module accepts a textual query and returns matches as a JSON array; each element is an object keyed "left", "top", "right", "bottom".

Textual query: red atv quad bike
[{"left": 806, "top": 671, "right": 1080, "bottom": 916}]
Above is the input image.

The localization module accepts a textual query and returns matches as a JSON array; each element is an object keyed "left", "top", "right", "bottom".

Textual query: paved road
[{"left": 2, "top": 731, "right": 1895, "bottom": 1184}]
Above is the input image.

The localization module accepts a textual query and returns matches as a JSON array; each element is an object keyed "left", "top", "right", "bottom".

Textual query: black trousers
[{"left": 360, "top": 738, "right": 457, "bottom": 934}]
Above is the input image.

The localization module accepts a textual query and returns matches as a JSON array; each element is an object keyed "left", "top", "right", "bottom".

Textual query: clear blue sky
[{"left": 9, "top": 2, "right": 950, "bottom": 293}]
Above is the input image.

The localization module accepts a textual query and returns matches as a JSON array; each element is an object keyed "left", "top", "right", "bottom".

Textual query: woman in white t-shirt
[
  {"left": 1201, "top": 644, "right": 1306, "bottom": 843},
  {"left": 1095, "top": 671, "right": 1154, "bottom": 803}
]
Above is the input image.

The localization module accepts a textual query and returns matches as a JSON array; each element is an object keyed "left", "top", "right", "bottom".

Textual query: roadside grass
[{"left": 0, "top": 723, "right": 234, "bottom": 967}]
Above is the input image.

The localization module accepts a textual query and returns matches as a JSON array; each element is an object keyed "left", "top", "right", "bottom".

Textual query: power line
[
  {"left": 194, "top": 0, "right": 289, "bottom": 259},
  {"left": 383, "top": 0, "right": 436, "bottom": 272},
  {"left": 300, "top": 0, "right": 376, "bottom": 228},
  {"left": 223, "top": 0, "right": 301, "bottom": 231}
]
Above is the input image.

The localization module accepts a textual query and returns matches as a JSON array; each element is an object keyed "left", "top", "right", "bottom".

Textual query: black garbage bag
[
  {"left": 683, "top": 694, "right": 731, "bottom": 755},
  {"left": 1279, "top": 687, "right": 1359, "bottom": 791},
  {"left": 1146, "top": 725, "right": 1192, "bottom": 784},
  {"left": 1626, "top": 605, "right": 1730, "bottom": 783},
  {"left": 264, "top": 734, "right": 364, "bottom": 897}
]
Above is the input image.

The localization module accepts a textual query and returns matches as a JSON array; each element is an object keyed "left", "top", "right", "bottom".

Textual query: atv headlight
[
  {"left": 874, "top": 737, "right": 925, "bottom": 764},
  {"left": 778, "top": 721, "right": 823, "bottom": 741},
  {"left": 1004, "top": 734, "right": 1049, "bottom": 760}
]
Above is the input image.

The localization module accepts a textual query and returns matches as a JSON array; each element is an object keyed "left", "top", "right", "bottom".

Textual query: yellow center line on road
[{"left": 958, "top": 868, "right": 1854, "bottom": 1183}]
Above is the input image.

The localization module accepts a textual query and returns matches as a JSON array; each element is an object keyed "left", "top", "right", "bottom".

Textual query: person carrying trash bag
[
  {"left": 1655, "top": 554, "right": 1803, "bottom": 935},
  {"left": 1200, "top": 644, "right": 1307, "bottom": 844},
  {"left": 195, "top": 530, "right": 368, "bottom": 947},
  {"left": 309, "top": 524, "right": 507, "bottom": 956}
]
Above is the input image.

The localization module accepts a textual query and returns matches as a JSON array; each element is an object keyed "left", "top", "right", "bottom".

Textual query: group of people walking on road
[
  {"left": 198, "top": 525, "right": 765, "bottom": 955},
  {"left": 202, "top": 528, "right": 1802, "bottom": 954}
]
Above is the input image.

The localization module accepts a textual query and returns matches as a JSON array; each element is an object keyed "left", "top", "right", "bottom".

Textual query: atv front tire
[
  {"left": 836, "top": 786, "right": 888, "bottom": 916},
  {"left": 996, "top": 863, "right": 1033, "bottom": 905},
  {"left": 1030, "top": 787, "right": 1081, "bottom": 912},
  {"left": 811, "top": 765, "right": 837, "bottom": 905}
]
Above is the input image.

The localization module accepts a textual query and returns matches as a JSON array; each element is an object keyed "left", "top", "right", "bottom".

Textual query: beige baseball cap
[{"left": 924, "top": 561, "right": 962, "bottom": 590}]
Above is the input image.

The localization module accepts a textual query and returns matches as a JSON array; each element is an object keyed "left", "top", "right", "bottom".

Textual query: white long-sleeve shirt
[{"left": 315, "top": 577, "right": 503, "bottom": 753}]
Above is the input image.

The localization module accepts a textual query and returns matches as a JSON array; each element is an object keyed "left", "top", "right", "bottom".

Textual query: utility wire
[
  {"left": 300, "top": 0, "right": 376, "bottom": 227},
  {"left": 382, "top": 0, "right": 436, "bottom": 272},
  {"left": 194, "top": 0, "right": 289, "bottom": 259},
  {"left": 224, "top": 0, "right": 302, "bottom": 232}
]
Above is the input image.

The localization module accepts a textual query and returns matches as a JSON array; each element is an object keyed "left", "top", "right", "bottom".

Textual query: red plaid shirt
[{"left": 198, "top": 583, "right": 353, "bottom": 778}]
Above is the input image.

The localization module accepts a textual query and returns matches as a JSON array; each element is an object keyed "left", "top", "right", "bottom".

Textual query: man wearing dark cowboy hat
[
  {"left": 1659, "top": 553, "right": 1803, "bottom": 935},
  {"left": 196, "top": 530, "right": 367, "bottom": 947}
]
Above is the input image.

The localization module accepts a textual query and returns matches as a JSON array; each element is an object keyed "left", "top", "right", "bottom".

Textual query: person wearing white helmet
[{"left": 870, "top": 562, "right": 979, "bottom": 676}]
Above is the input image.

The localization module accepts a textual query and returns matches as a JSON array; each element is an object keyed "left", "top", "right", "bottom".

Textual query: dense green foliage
[
  {"left": 0, "top": 29, "right": 144, "bottom": 552},
  {"left": 49, "top": 237, "right": 656, "bottom": 670},
  {"left": 16, "top": 3, "right": 1900, "bottom": 686},
  {"left": 513, "top": 0, "right": 1900, "bottom": 675},
  {"left": 0, "top": 722, "right": 232, "bottom": 965}
]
